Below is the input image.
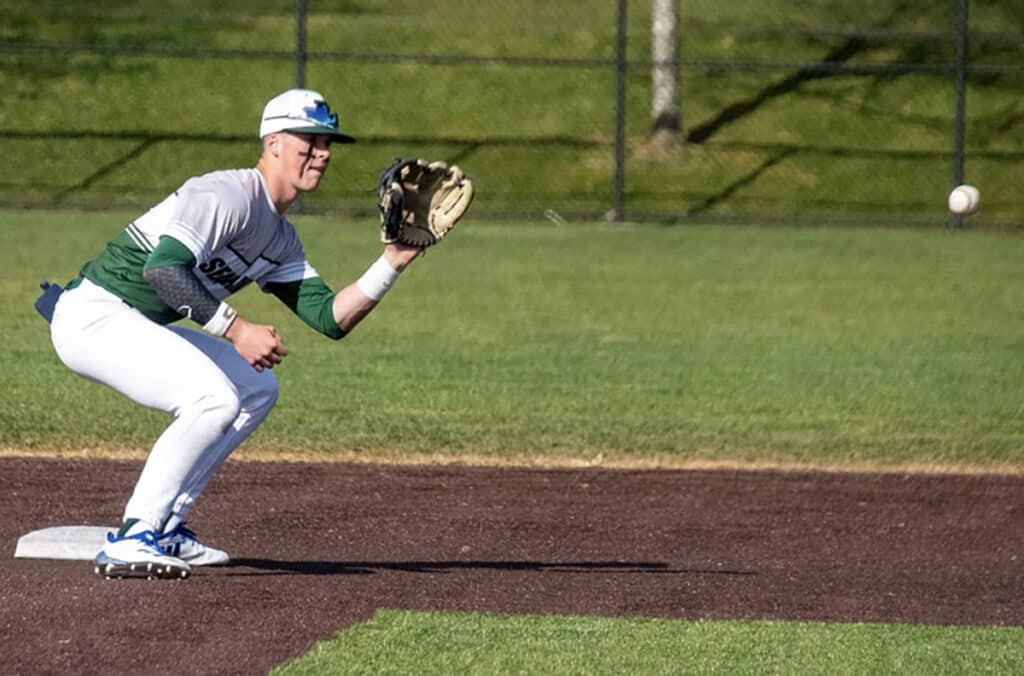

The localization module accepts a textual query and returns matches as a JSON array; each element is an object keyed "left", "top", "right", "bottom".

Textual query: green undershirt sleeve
[
  {"left": 141, "top": 235, "right": 229, "bottom": 326},
  {"left": 143, "top": 236, "right": 197, "bottom": 270},
  {"left": 265, "top": 277, "right": 346, "bottom": 340}
]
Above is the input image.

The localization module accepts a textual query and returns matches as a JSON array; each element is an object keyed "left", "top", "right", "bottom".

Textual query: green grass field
[
  {"left": 271, "top": 610, "right": 1024, "bottom": 675},
  {"left": 1, "top": 1, "right": 1023, "bottom": 222},
  {"left": 5, "top": 209, "right": 1023, "bottom": 472}
]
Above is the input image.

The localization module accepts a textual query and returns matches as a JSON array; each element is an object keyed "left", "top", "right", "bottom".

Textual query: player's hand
[
  {"left": 382, "top": 242, "right": 421, "bottom": 271},
  {"left": 224, "top": 317, "right": 289, "bottom": 372}
]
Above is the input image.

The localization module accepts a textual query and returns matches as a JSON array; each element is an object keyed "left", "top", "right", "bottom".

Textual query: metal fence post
[
  {"left": 296, "top": 0, "right": 307, "bottom": 89},
  {"left": 950, "top": 0, "right": 969, "bottom": 228},
  {"left": 611, "top": 0, "right": 628, "bottom": 222},
  {"left": 292, "top": 0, "right": 308, "bottom": 213}
]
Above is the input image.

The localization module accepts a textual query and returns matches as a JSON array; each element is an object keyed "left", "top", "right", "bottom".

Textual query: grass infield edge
[{"left": 2, "top": 445, "right": 1021, "bottom": 477}]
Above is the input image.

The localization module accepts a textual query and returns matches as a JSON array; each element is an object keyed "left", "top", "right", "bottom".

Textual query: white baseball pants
[{"left": 49, "top": 278, "right": 279, "bottom": 529}]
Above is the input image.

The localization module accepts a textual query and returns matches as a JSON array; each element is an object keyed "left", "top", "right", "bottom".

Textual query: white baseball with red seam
[{"left": 948, "top": 184, "right": 980, "bottom": 215}]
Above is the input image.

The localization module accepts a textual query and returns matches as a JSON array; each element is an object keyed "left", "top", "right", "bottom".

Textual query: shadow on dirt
[{"left": 226, "top": 558, "right": 756, "bottom": 577}]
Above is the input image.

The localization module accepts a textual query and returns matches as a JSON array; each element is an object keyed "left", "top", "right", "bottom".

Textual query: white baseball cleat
[
  {"left": 94, "top": 530, "right": 191, "bottom": 580},
  {"left": 157, "top": 524, "right": 230, "bottom": 566}
]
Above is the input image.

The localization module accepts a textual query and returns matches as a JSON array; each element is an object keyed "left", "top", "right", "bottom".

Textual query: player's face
[{"left": 281, "top": 132, "right": 332, "bottom": 192}]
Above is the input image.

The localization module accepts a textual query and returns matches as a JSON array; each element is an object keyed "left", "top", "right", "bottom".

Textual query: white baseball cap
[{"left": 259, "top": 88, "right": 355, "bottom": 143}]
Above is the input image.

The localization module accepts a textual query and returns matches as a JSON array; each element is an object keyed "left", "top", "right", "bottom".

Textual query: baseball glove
[{"left": 377, "top": 158, "right": 474, "bottom": 248}]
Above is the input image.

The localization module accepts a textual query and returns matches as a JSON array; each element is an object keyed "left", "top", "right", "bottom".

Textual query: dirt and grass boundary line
[{"left": 3, "top": 445, "right": 1021, "bottom": 477}]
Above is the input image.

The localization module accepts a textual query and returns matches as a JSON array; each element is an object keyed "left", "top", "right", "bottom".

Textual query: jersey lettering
[
  {"left": 199, "top": 258, "right": 227, "bottom": 274},
  {"left": 199, "top": 257, "right": 250, "bottom": 292}
]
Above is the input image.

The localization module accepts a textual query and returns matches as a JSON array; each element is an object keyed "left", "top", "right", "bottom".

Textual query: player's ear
[{"left": 262, "top": 134, "right": 281, "bottom": 158}]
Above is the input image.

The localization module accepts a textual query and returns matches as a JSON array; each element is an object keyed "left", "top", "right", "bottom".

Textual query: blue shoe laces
[{"left": 106, "top": 529, "right": 161, "bottom": 550}]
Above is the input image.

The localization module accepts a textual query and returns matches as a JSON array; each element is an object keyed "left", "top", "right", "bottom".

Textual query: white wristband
[
  {"left": 356, "top": 255, "right": 401, "bottom": 302},
  {"left": 203, "top": 302, "right": 238, "bottom": 337}
]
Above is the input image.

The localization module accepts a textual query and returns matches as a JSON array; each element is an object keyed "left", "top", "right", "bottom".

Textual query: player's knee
[
  {"left": 252, "top": 370, "right": 280, "bottom": 415},
  {"left": 195, "top": 386, "right": 242, "bottom": 433}
]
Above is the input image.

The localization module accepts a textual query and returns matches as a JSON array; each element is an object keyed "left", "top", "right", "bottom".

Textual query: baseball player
[{"left": 42, "top": 89, "right": 421, "bottom": 579}]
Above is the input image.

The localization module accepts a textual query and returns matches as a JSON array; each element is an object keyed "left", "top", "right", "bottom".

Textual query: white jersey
[
  {"left": 131, "top": 168, "right": 318, "bottom": 297},
  {"left": 81, "top": 168, "right": 319, "bottom": 323}
]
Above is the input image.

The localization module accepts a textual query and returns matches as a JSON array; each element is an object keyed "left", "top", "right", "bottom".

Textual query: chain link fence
[{"left": 1, "top": 1, "right": 1022, "bottom": 226}]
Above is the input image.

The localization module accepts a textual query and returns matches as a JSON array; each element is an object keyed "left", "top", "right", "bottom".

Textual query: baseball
[{"left": 948, "top": 184, "right": 980, "bottom": 215}]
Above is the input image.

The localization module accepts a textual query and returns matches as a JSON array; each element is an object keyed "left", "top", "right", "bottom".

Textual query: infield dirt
[{"left": 2, "top": 457, "right": 1022, "bottom": 674}]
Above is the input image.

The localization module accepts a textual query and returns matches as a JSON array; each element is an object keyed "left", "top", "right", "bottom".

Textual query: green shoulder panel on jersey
[{"left": 80, "top": 230, "right": 182, "bottom": 324}]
